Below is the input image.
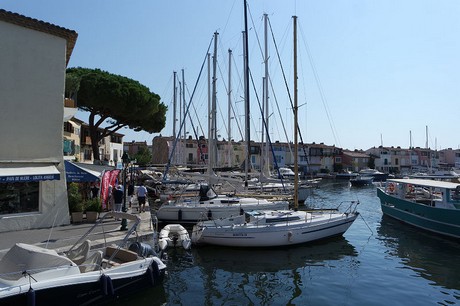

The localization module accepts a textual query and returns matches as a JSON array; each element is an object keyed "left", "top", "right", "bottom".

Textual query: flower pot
[
  {"left": 86, "top": 211, "right": 99, "bottom": 222},
  {"left": 71, "top": 212, "right": 83, "bottom": 223}
]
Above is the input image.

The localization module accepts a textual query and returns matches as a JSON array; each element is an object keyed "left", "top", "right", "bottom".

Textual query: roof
[
  {"left": 0, "top": 9, "right": 78, "bottom": 65},
  {"left": 388, "top": 178, "right": 460, "bottom": 189},
  {"left": 343, "top": 150, "right": 369, "bottom": 158}
]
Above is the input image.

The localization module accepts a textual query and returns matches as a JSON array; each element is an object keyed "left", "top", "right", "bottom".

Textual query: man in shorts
[{"left": 137, "top": 182, "right": 148, "bottom": 212}]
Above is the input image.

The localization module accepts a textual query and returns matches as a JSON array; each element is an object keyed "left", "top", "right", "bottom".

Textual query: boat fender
[
  {"left": 388, "top": 183, "right": 395, "bottom": 193},
  {"left": 100, "top": 274, "right": 115, "bottom": 296},
  {"left": 107, "top": 275, "right": 114, "bottom": 295},
  {"left": 178, "top": 209, "right": 182, "bottom": 221},
  {"left": 240, "top": 208, "right": 244, "bottom": 215},
  {"left": 100, "top": 274, "right": 108, "bottom": 295},
  {"left": 27, "top": 287, "right": 35, "bottom": 306},
  {"left": 147, "top": 260, "right": 160, "bottom": 286},
  {"left": 288, "top": 231, "right": 293, "bottom": 242},
  {"left": 207, "top": 210, "right": 212, "bottom": 219}
]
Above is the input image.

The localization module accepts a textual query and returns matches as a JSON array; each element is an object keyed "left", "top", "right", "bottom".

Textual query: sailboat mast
[
  {"left": 211, "top": 32, "right": 219, "bottom": 171},
  {"left": 293, "top": 15, "right": 299, "bottom": 207},
  {"left": 243, "top": 0, "right": 250, "bottom": 187},
  {"left": 207, "top": 53, "right": 211, "bottom": 171},
  {"left": 173, "top": 71, "right": 177, "bottom": 165},
  {"left": 178, "top": 79, "right": 182, "bottom": 165},
  {"left": 264, "top": 13, "right": 269, "bottom": 176},
  {"left": 182, "top": 69, "right": 186, "bottom": 165},
  {"left": 228, "top": 49, "right": 232, "bottom": 168}
]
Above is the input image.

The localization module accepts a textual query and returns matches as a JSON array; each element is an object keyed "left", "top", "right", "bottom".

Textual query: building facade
[{"left": 0, "top": 9, "right": 77, "bottom": 232}]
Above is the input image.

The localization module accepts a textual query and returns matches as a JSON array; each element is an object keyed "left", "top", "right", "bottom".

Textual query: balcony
[{"left": 63, "top": 98, "right": 77, "bottom": 121}]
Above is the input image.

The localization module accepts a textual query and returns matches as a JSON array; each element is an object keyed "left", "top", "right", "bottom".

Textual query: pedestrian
[
  {"left": 113, "top": 185, "right": 124, "bottom": 215},
  {"left": 128, "top": 183, "right": 134, "bottom": 208},
  {"left": 90, "top": 182, "right": 100, "bottom": 199},
  {"left": 137, "top": 182, "right": 148, "bottom": 212}
]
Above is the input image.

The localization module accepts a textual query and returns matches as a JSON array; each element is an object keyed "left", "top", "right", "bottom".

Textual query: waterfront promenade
[{"left": 0, "top": 207, "right": 155, "bottom": 259}]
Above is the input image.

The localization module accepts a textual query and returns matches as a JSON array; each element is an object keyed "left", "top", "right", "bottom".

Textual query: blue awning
[
  {"left": 65, "top": 160, "right": 100, "bottom": 182},
  {"left": 0, "top": 165, "right": 60, "bottom": 183}
]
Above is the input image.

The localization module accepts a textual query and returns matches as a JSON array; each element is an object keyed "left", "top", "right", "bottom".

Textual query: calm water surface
[{"left": 116, "top": 181, "right": 460, "bottom": 305}]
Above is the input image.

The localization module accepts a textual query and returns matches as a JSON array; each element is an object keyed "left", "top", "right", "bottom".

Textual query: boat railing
[{"left": 337, "top": 200, "right": 360, "bottom": 215}]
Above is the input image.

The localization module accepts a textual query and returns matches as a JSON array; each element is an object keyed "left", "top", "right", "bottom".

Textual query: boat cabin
[{"left": 385, "top": 179, "right": 460, "bottom": 209}]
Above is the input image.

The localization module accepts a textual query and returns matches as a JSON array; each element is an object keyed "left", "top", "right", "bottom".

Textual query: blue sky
[{"left": 2, "top": 0, "right": 459, "bottom": 150}]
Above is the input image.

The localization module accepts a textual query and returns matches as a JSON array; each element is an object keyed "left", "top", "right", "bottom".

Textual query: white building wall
[{"left": 0, "top": 19, "right": 70, "bottom": 232}]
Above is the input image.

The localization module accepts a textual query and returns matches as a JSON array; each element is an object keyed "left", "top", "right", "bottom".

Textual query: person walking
[
  {"left": 113, "top": 185, "right": 124, "bottom": 214},
  {"left": 137, "top": 182, "right": 148, "bottom": 212}
]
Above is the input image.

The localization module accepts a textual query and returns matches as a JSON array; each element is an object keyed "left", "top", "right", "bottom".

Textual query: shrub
[
  {"left": 68, "top": 183, "right": 84, "bottom": 212},
  {"left": 85, "top": 197, "right": 102, "bottom": 212}
]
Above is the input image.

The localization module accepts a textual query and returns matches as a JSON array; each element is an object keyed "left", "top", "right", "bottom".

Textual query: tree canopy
[
  {"left": 133, "top": 146, "right": 153, "bottom": 166},
  {"left": 66, "top": 67, "right": 167, "bottom": 161}
]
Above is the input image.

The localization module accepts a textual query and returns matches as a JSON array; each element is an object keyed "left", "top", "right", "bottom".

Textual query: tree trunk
[{"left": 90, "top": 126, "right": 101, "bottom": 162}]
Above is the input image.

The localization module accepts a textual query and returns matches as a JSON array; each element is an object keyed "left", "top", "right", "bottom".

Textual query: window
[
  {"left": 113, "top": 149, "right": 119, "bottom": 163},
  {"left": 0, "top": 182, "right": 40, "bottom": 215},
  {"left": 63, "top": 139, "right": 74, "bottom": 155},
  {"left": 188, "top": 153, "right": 193, "bottom": 162},
  {"left": 250, "top": 146, "right": 260, "bottom": 155},
  {"left": 84, "top": 149, "right": 92, "bottom": 160}
]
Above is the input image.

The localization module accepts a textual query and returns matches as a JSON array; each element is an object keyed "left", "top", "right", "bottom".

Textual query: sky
[{"left": 2, "top": 0, "right": 459, "bottom": 151}]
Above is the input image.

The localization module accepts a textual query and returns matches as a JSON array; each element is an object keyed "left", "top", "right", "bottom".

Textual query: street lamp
[{"left": 120, "top": 151, "right": 130, "bottom": 231}]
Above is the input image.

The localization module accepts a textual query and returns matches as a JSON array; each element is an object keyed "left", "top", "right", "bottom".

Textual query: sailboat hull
[{"left": 192, "top": 211, "right": 358, "bottom": 247}]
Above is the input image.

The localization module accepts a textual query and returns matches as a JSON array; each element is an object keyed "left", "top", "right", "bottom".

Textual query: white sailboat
[
  {"left": 191, "top": 207, "right": 359, "bottom": 247},
  {"left": 191, "top": 15, "right": 359, "bottom": 248}
]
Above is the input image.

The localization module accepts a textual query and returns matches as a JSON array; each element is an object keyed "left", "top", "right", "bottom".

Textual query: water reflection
[
  {"left": 191, "top": 237, "right": 358, "bottom": 305},
  {"left": 377, "top": 215, "right": 460, "bottom": 290},
  {"left": 193, "top": 236, "right": 357, "bottom": 273}
]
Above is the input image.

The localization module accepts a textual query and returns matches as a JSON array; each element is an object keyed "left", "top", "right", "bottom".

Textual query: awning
[
  {"left": 0, "top": 165, "right": 60, "bottom": 183},
  {"left": 65, "top": 160, "right": 100, "bottom": 182}
]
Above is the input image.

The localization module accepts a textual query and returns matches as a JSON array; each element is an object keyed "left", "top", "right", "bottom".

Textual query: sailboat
[
  {"left": 191, "top": 15, "right": 359, "bottom": 247},
  {"left": 156, "top": 30, "right": 289, "bottom": 224}
]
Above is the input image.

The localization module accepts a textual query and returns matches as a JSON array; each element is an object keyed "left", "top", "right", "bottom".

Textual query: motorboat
[
  {"left": 156, "top": 185, "right": 289, "bottom": 224},
  {"left": 191, "top": 202, "right": 359, "bottom": 247},
  {"left": 158, "top": 224, "right": 191, "bottom": 251},
  {"left": 358, "top": 168, "right": 389, "bottom": 182},
  {"left": 350, "top": 175, "right": 374, "bottom": 187},
  {"left": 0, "top": 212, "right": 166, "bottom": 305},
  {"left": 377, "top": 178, "right": 460, "bottom": 238},
  {"left": 273, "top": 167, "right": 295, "bottom": 179},
  {"left": 335, "top": 170, "right": 358, "bottom": 180}
]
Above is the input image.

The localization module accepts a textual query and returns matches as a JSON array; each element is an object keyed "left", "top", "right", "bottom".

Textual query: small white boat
[
  {"left": 158, "top": 224, "right": 191, "bottom": 250},
  {"left": 0, "top": 212, "right": 166, "bottom": 305},
  {"left": 191, "top": 202, "right": 359, "bottom": 247}
]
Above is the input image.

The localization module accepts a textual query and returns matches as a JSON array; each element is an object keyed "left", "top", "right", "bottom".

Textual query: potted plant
[
  {"left": 85, "top": 197, "right": 101, "bottom": 222},
  {"left": 68, "top": 183, "right": 84, "bottom": 223}
]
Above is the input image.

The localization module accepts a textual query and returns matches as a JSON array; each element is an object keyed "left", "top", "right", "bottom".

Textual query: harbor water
[{"left": 115, "top": 180, "right": 460, "bottom": 305}]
